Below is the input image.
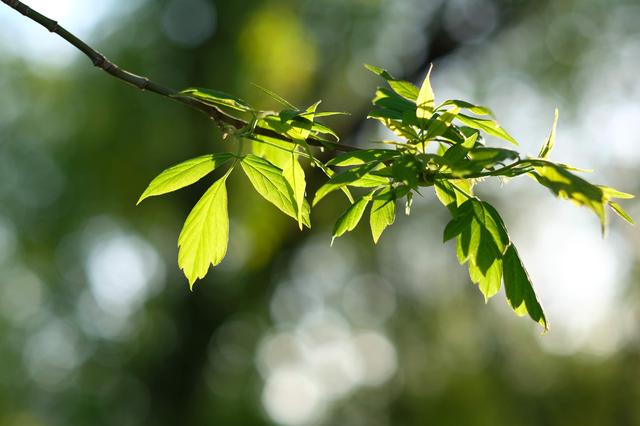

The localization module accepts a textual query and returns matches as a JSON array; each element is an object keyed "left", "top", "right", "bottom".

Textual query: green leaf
[
  {"left": 416, "top": 64, "right": 435, "bottom": 120},
  {"left": 313, "top": 162, "right": 379, "bottom": 206},
  {"left": 503, "top": 244, "right": 548, "bottom": 330},
  {"left": 332, "top": 196, "right": 371, "bottom": 243},
  {"left": 456, "top": 114, "right": 518, "bottom": 146},
  {"left": 178, "top": 172, "right": 231, "bottom": 288},
  {"left": 531, "top": 163, "right": 606, "bottom": 231},
  {"left": 444, "top": 199, "right": 509, "bottom": 301},
  {"left": 538, "top": 108, "right": 559, "bottom": 159},
  {"left": 283, "top": 155, "right": 307, "bottom": 229},
  {"left": 180, "top": 88, "right": 252, "bottom": 112},
  {"left": 370, "top": 188, "right": 396, "bottom": 243},
  {"left": 364, "top": 64, "right": 419, "bottom": 101},
  {"left": 438, "top": 99, "right": 494, "bottom": 117},
  {"left": 138, "top": 153, "right": 233, "bottom": 204},
  {"left": 241, "top": 154, "right": 309, "bottom": 227},
  {"left": 424, "top": 107, "right": 459, "bottom": 139},
  {"left": 251, "top": 83, "right": 297, "bottom": 109},
  {"left": 608, "top": 201, "right": 634, "bottom": 224},
  {"left": 434, "top": 179, "right": 473, "bottom": 213},
  {"left": 327, "top": 149, "right": 398, "bottom": 167}
]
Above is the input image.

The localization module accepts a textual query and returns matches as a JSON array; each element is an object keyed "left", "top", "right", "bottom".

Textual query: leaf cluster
[{"left": 138, "top": 65, "right": 633, "bottom": 329}]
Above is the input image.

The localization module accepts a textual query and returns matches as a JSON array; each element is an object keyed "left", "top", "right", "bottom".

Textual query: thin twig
[{"left": 0, "top": 0, "right": 359, "bottom": 152}]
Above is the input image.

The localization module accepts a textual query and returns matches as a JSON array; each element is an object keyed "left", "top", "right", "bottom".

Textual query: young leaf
[
  {"left": 438, "top": 99, "right": 494, "bottom": 117},
  {"left": 332, "top": 196, "right": 371, "bottom": 243},
  {"left": 416, "top": 64, "right": 435, "bottom": 120},
  {"left": 444, "top": 199, "right": 509, "bottom": 301},
  {"left": 456, "top": 114, "right": 518, "bottom": 146},
  {"left": 283, "top": 155, "right": 307, "bottom": 230},
  {"left": 241, "top": 154, "right": 309, "bottom": 227},
  {"left": 364, "top": 64, "right": 419, "bottom": 101},
  {"left": 313, "top": 162, "right": 379, "bottom": 206},
  {"left": 180, "top": 88, "right": 252, "bottom": 112},
  {"left": 178, "top": 172, "right": 231, "bottom": 288},
  {"left": 370, "top": 188, "right": 396, "bottom": 243},
  {"left": 538, "top": 108, "right": 559, "bottom": 159},
  {"left": 503, "top": 244, "right": 548, "bottom": 330},
  {"left": 327, "top": 149, "right": 398, "bottom": 167},
  {"left": 251, "top": 83, "right": 297, "bottom": 109},
  {"left": 138, "top": 153, "right": 233, "bottom": 204},
  {"left": 530, "top": 163, "right": 606, "bottom": 230}
]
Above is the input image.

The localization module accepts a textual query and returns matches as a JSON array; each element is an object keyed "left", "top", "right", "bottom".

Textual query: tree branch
[{"left": 0, "top": 0, "right": 358, "bottom": 152}]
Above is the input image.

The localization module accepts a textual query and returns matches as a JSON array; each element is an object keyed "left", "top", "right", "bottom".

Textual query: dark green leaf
[{"left": 503, "top": 244, "right": 548, "bottom": 330}]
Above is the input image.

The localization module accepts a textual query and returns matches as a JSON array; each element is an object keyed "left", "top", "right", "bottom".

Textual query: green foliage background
[{"left": 0, "top": 0, "right": 639, "bottom": 425}]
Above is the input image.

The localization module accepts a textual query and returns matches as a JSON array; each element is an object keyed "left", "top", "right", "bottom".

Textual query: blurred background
[{"left": 0, "top": 0, "right": 639, "bottom": 424}]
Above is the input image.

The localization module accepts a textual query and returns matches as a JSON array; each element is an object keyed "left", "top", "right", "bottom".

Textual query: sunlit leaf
[
  {"left": 241, "top": 154, "right": 309, "bottom": 227},
  {"left": 456, "top": 114, "right": 518, "bottom": 146},
  {"left": 332, "top": 196, "right": 371, "bottom": 243},
  {"left": 531, "top": 163, "right": 606, "bottom": 230},
  {"left": 503, "top": 244, "right": 548, "bottom": 330},
  {"left": 283, "top": 155, "right": 307, "bottom": 229},
  {"left": 178, "top": 172, "right": 231, "bottom": 288},
  {"left": 538, "top": 108, "right": 559, "bottom": 159},
  {"left": 416, "top": 64, "right": 435, "bottom": 120},
  {"left": 327, "top": 149, "right": 398, "bottom": 167},
  {"left": 364, "top": 64, "right": 419, "bottom": 101},
  {"left": 180, "top": 88, "right": 252, "bottom": 112},
  {"left": 370, "top": 187, "right": 396, "bottom": 243},
  {"left": 138, "top": 153, "right": 233, "bottom": 204},
  {"left": 438, "top": 99, "right": 494, "bottom": 117},
  {"left": 313, "top": 162, "right": 379, "bottom": 206}
]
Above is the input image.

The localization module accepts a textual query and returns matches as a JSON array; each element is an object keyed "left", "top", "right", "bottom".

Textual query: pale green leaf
[
  {"left": 416, "top": 64, "right": 435, "bottom": 120},
  {"left": 538, "top": 108, "right": 559, "bottom": 159},
  {"left": 138, "top": 153, "right": 233, "bottom": 204},
  {"left": 180, "top": 88, "right": 252, "bottom": 112},
  {"left": 438, "top": 99, "right": 494, "bottom": 117},
  {"left": 283, "top": 155, "right": 307, "bottom": 229},
  {"left": 241, "top": 154, "right": 309, "bottom": 227},
  {"left": 456, "top": 114, "right": 518, "bottom": 146},
  {"left": 178, "top": 172, "right": 231, "bottom": 288},
  {"left": 364, "top": 64, "right": 419, "bottom": 101},
  {"left": 370, "top": 188, "right": 396, "bottom": 243},
  {"left": 332, "top": 196, "right": 370, "bottom": 243}
]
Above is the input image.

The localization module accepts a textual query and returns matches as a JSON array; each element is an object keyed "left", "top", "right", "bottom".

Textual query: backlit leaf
[
  {"left": 503, "top": 244, "right": 548, "bottom": 330},
  {"left": 241, "top": 154, "right": 309, "bottom": 227},
  {"left": 180, "top": 88, "right": 252, "bottom": 112},
  {"left": 416, "top": 64, "right": 435, "bottom": 120},
  {"left": 370, "top": 187, "right": 396, "bottom": 243},
  {"left": 332, "top": 196, "right": 371, "bottom": 243},
  {"left": 538, "top": 108, "right": 559, "bottom": 159},
  {"left": 178, "top": 172, "right": 231, "bottom": 288},
  {"left": 138, "top": 153, "right": 233, "bottom": 204},
  {"left": 283, "top": 155, "right": 307, "bottom": 229},
  {"left": 456, "top": 114, "right": 518, "bottom": 146}
]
